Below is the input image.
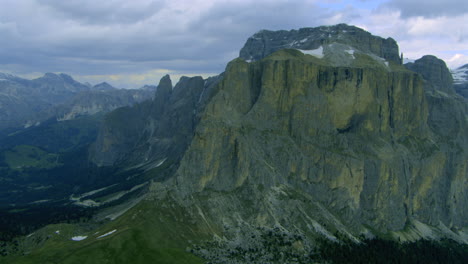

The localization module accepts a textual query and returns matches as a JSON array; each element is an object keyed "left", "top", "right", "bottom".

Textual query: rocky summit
[
  {"left": 240, "top": 23, "right": 400, "bottom": 64},
  {"left": 2, "top": 24, "right": 468, "bottom": 263}
]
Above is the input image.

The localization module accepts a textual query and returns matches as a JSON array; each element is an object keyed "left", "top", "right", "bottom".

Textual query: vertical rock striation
[
  {"left": 172, "top": 48, "right": 467, "bottom": 236},
  {"left": 91, "top": 74, "right": 222, "bottom": 168}
]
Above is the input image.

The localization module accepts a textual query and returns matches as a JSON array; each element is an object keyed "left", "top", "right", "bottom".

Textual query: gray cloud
[
  {"left": 385, "top": 0, "right": 468, "bottom": 18},
  {"left": 0, "top": 0, "right": 466, "bottom": 88},
  {"left": 0, "top": 0, "right": 333, "bottom": 87},
  {"left": 37, "top": 0, "right": 166, "bottom": 25}
]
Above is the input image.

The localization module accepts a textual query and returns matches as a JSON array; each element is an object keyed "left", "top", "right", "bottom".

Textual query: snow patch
[
  {"left": 97, "top": 229, "right": 117, "bottom": 239},
  {"left": 23, "top": 120, "right": 35, "bottom": 128},
  {"left": 288, "top": 40, "right": 298, "bottom": 47},
  {"left": 74, "top": 199, "right": 100, "bottom": 207},
  {"left": 297, "top": 46, "right": 324, "bottom": 59},
  {"left": 299, "top": 38, "right": 308, "bottom": 43},
  {"left": 30, "top": 199, "right": 50, "bottom": 204},
  {"left": 345, "top": 49, "right": 355, "bottom": 59},
  {"left": 71, "top": 236, "right": 87, "bottom": 241},
  {"left": 367, "top": 53, "right": 391, "bottom": 69},
  {"left": 155, "top": 158, "right": 167, "bottom": 167},
  {"left": 451, "top": 68, "right": 468, "bottom": 84},
  {"left": 70, "top": 184, "right": 116, "bottom": 202}
]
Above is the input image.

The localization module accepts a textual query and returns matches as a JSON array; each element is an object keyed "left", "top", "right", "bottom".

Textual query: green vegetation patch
[
  {"left": 3, "top": 145, "right": 60, "bottom": 170},
  {"left": 2, "top": 199, "right": 208, "bottom": 264}
]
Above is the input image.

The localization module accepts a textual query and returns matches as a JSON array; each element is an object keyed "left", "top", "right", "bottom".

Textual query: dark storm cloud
[
  {"left": 37, "top": 0, "right": 166, "bottom": 25},
  {"left": 0, "top": 0, "right": 331, "bottom": 82},
  {"left": 385, "top": 0, "right": 468, "bottom": 18}
]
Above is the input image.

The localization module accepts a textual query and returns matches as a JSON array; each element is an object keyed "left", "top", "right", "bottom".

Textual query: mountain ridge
[{"left": 0, "top": 72, "right": 154, "bottom": 132}]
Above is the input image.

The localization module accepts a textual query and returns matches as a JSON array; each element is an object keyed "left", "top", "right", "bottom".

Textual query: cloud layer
[{"left": 0, "top": 0, "right": 467, "bottom": 88}]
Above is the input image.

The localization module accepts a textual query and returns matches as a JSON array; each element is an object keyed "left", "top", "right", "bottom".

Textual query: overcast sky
[{"left": 0, "top": 0, "right": 467, "bottom": 88}]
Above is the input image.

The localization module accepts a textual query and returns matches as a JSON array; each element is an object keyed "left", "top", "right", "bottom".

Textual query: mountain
[
  {"left": 0, "top": 75, "right": 154, "bottom": 244},
  {"left": 0, "top": 73, "right": 89, "bottom": 131},
  {"left": 91, "top": 82, "right": 115, "bottom": 91},
  {"left": 452, "top": 64, "right": 468, "bottom": 99},
  {"left": 2, "top": 24, "right": 468, "bottom": 263},
  {"left": 45, "top": 87, "right": 153, "bottom": 122},
  {"left": 0, "top": 73, "right": 154, "bottom": 132},
  {"left": 140, "top": 84, "right": 157, "bottom": 91},
  {"left": 240, "top": 23, "right": 401, "bottom": 64},
  {"left": 405, "top": 55, "right": 455, "bottom": 95},
  {"left": 91, "top": 74, "right": 221, "bottom": 167}
]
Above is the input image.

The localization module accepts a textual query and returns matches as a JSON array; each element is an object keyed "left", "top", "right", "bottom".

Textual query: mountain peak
[
  {"left": 153, "top": 74, "right": 173, "bottom": 114},
  {"left": 240, "top": 24, "right": 400, "bottom": 64},
  {"left": 43, "top": 72, "right": 60, "bottom": 79},
  {"left": 156, "top": 74, "right": 173, "bottom": 93},
  {"left": 58, "top": 73, "right": 75, "bottom": 82},
  {"left": 41, "top": 73, "right": 78, "bottom": 84},
  {"left": 406, "top": 55, "right": 454, "bottom": 94},
  {"left": 93, "top": 82, "right": 115, "bottom": 91}
]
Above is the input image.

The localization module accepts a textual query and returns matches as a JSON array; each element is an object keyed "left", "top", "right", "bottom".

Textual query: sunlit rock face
[
  {"left": 92, "top": 25, "right": 467, "bottom": 246},
  {"left": 171, "top": 27, "right": 467, "bottom": 237}
]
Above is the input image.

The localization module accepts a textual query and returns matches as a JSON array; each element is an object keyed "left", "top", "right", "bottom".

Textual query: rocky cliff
[
  {"left": 240, "top": 23, "right": 400, "bottom": 64},
  {"left": 91, "top": 74, "right": 222, "bottom": 168},
  {"left": 89, "top": 25, "right": 468, "bottom": 244},
  {"left": 167, "top": 47, "right": 467, "bottom": 241}
]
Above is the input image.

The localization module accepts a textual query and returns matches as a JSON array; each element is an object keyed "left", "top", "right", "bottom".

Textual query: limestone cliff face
[
  {"left": 240, "top": 24, "right": 400, "bottom": 64},
  {"left": 171, "top": 49, "right": 467, "bottom": 236}
]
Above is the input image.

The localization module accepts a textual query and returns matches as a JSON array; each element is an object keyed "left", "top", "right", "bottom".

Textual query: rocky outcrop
[
  {"left": 91, "top": 74, "right": 222, "bottom": 167},
  {"left": 89, "top": 25, "right": 467, "bottom": 249},
  {"left": 405, "top": 55, "right": 455, "bottom": 94},
  {"left": 169, "top": 48, "right": 467, "bottom": 239},
  {"left": 240, "top": 23, "right": 400, "bottom": 64}
]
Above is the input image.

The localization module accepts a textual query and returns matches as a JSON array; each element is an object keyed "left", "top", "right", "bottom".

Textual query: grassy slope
[
  {"left": 3, "top": 199, "right": 207, "bottom": 264},
  {"left": 3, "top": 145, "right": 60, "bottom": 170}
]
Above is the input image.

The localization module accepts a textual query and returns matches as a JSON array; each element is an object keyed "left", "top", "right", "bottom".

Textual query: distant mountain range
[{"left": 0, "top": 73, "right": 154, "bottom": 133}]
